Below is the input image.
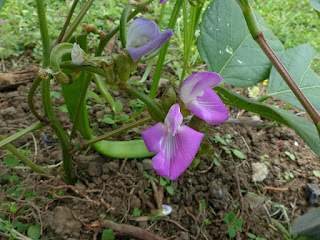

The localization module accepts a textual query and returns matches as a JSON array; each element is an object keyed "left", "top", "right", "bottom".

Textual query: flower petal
[
  {"left": 126, "top": 29, "right": 173, "bottom": 62},
  {"left": 164, "top": 103, "right": 183, "bottom": 135},
  {"left": 180, "top": 72, "right": 222, "bottom": 104},
  {"left": 168, "top": 125, "right": 204, "bottom": 180},
  {"left": 126, "top": 18, "right": 160, "bottom": 48},
  {"left": 187, "top": 88, "right": 229, "bottom": 125},
  {"left": 141, "top": 122, "right": 167, "bottom": 154},
  {"left": 159, "top": 0, "right": 169, "bottom": 3},
  {"left": 152, "top": 151, "right": 169, "bottom": 177}
]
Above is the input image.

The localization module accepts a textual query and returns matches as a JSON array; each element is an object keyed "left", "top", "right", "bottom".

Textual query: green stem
[
  {"left": 0, "top": 122, "right": 43, "bottom": 149},
  {"left": 120, "top": 4, "right": 134, "bottom": 48},
  {"left": 126, "top": 85, "right": 165, "bottom": 122},
  {"left": 55, "top": 0, "right": 80, "bottom": 45},
  {"left": 95, "top": 0, "right": 155, "bottom": 56},
  {"left": 36, "top": 0, "right": 50, "bottom": 67},
  {"left": 256, "top": 94, "right": 270, "bottom": 102},
  {"left": 80, "top": 116, "right": 151, "bottom": 149},
  {"left": 0, "top": 134, "right": 48, "bottom": 175},
  {"left": 61, "top": 0, "right": 95, "bottom": 42},
  {"left": 28, "top": 75, "right": 46, "bottom": 122},
  {"left": 93, "top": 73, "right": 116, "bottom": 112},
  {"left": 122, "top": 105, "right": 147, "bottom": 123},
  {"left": 150, "top": 0, "right": 183, "bottom": 98},
  {"left": 36, "top": 0, "right": 75, "bottom": 184},
  {"left": 50, "top": 43, "right": 74, "bottom": 72},
  {"left": 60, "top": 61, "right": 106, "bottom": 77},
  {"left": 255, "top": 33, "right": 320, "bottom": 125},
  {"left": 70, "top": 72, "right": 92, "bottom": 140}
]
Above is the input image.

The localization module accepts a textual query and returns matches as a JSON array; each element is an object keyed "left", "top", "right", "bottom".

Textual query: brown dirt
[{"left": 0, "top": 65, "right": 320, "bottom": 240}]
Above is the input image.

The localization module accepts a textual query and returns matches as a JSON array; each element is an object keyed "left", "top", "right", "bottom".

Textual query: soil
[{"left": 0, "top": 60, "right": 320, "bottom": 240}]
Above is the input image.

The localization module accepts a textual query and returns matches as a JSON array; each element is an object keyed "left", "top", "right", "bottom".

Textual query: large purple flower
[
  {"left": 180, "top": 72, "right": 229, "bottom": 125},
  {"left": 125, "top": 18, "right": 173, "bottom": 62},
  {"left": 142, "top": 104, "right": 204, "bottom": 180}
]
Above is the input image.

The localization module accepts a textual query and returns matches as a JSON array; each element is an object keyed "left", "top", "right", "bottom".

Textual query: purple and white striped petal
[
  {"left": 141, "top": 103, "right": 204, "bottom": 180},
  {"left": 187, "top": 88, "right": 229, "bottom": 125},
  {"left": 125, "top": 18, "right": 173, "bottom": 62},
  {"left": 180, "top": 72, "right": 229, "bottom": 125}
]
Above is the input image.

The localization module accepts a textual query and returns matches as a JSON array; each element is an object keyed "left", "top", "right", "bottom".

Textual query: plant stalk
[
  {"left": 0, "top": 122, "right": 43, "bottom": 149},
  {"left": 61, "top": 0, "right": 95, "bottom": 42},
  {"left": 80, "top": 116, "right": 151, "bottom": 149},
  {"left": 55, "top": 0, "right": 80, "bottom": 45},
  {"left": 0, "top": 134, "right": 48, "bottom": 175},
  {"left": 255, "top": 33, "right": 320, "bottom": 126},
  {"left": 27, "top": 75, "right": 46, "bottom": 122},
  {"left": 36, "top": 0, "right": 76, "bottom": 184},
  {"left": 150, "top": 0, "right": 183, "bottom": 98}
]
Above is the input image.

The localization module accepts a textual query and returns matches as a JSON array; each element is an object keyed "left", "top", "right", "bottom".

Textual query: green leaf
[
  {"left": 86, "top": 90, "right": 105, "bottom": 105},
  {"left": 0, "top": 0, "right": 7, "bottom": 11},
  {"left": 232, "top": 149, "right": 246, "bottom": 159},
  {"left": 224, "top": 212, "right": 236, "bottom": 224},
  {"left": 114, "top": 100, "right": 123, "bottom": 113},
  {"left": 310, "top": 0, "right": 320, "bottom": 17},
  {"left": 197, "top": 0, "right": 284, "bottom": 87},
  {"left": 160, "top": 178, "right": 167, "bottom": 186},
  {"left": 234, "top": 218, "right": 243, "bottom": 232},
  {"left": 118, "top": 114, "right": 129, "bottom": 122},
  {"left": 4, "top": 156, "right": 19, "bottom": 166},
  {"left": 166, "top": 186, "right": 174, "bottom": 195},
  {"left": 132, "top": 208, "right": 141, "bottom": 217},
  {"left": 213, "top": 135, "right": 227, "bottom": 145},
  {"left": 27, "top": 225, "right": 41, "bottom": 240},
  {"left": 268, "top": 44, "right": 320, "bottom": 113},
  {"left": 101, "top": 229, "right": 115, "bottom": 240},
  {"left": 246, "top": 233, "right": 257, "bottom": 239},
  {"left": 50, "top": 91, "right": 61, "bottom": 99},
  {"left": 101, "top": 114, "right": 116, "bottom": 125},
  {"left": 216, "top": 86, "right": 320, "bottom": 156},
  {"left": 201, "top": 199, "right": 207, "bottom": 211},
  {"left": 228, "top": 225, "right": 236, "bottom": 238}
]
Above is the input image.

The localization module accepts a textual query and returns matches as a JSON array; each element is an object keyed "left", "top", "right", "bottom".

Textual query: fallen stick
[
  {"left": 0, "top": 66, "right": 40, "bottom": 91},
  {"left": 99, "top": 219, "right": 165, "bottom": 240}
]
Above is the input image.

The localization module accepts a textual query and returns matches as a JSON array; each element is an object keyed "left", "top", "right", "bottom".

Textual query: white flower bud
[{"left": 71, "top": 43, "right": 85, "bottom": 65}]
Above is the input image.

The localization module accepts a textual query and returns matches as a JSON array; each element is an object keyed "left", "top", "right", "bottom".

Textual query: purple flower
[
  {"left": 125, "top": 18, "right": 173, "bottom": 62},
  {"left": 180, "top": 72, "right": 229, "bottom": 125},
  {"left": 159, "top": 0, "right": 169, "bottom": 3},
  {"left": 142, "top": 103, "right": 204, "bottom": 180}
]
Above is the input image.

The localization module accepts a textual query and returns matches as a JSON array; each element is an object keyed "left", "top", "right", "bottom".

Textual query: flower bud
[
  {"left": 115, "top": 54, "right": 131, "bottom": 83},
  {"left": 52, "top": 71, "right": 72, "bottom": 85},
  {"left": 161, "top": 86, "right": 176, "bottom": 114},
  {"left": 99, "top": 57, "right": 119, "bottom": 87},
  {"left": 82, "top": 23, "right": 98, "bottom": 34},
  {"left": 71, "top": 43, "right": 86, "bottom": 65}
]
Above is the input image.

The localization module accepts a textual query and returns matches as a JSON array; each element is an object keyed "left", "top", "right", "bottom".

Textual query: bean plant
[{"left": 0, "top": 0, "right": 319, "bottom": 227}]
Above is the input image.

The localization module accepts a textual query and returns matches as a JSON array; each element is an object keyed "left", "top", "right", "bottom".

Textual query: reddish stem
[{"left": 255, "top": 33, "right": 320, "bottom": 125}]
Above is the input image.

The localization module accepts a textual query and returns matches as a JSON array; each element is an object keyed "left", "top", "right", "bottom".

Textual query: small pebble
[{"left": 252, "top": 162, "right": 268, "bottom": 182}]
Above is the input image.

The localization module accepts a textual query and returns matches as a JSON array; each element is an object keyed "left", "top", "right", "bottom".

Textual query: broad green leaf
[
  {"left": 310, "top": 0, "right": 320, "bottom": 18},
  {"left": 0, "top": 0, "right": 6, "bottom": 11},
  {"left": 4, "top": 156, "right": 19, "bottom": 166},
  {"left": 268, "top": 44, "right": 320, "bottom": 113},
  {"left": 215, "top": 86, "right": 320, "bottom": 156},
  {"left": 102, "top": 229, "right": 115, "bottom": 240},
  {"left": 232, "top": 149, "right": 246, "bottom": 159},
  {"left": 197, "top": 0, "right": 284, "bottom": 87},
  {"left": 228, "top": 225, "right": 236, "bottom": 238},
  {"left": 224, "top": 212, "right": 236, "bottom": 224},
  {"left": 114, "top": 100, "right": 123, "bottom": 113},
  {"left": 27, "top": 225, "right": 41, "bottom": 240}
]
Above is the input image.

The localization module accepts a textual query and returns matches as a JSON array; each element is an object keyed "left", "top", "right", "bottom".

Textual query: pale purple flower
[
  {"left": 125, "top": 18, "right": 173, "bottom": 62},
  {"left": 142, "top": 103, "right": 204, "bottom": 180},
  {"left": 180, "top": 72, "right": 229, "bottom": 125}
]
